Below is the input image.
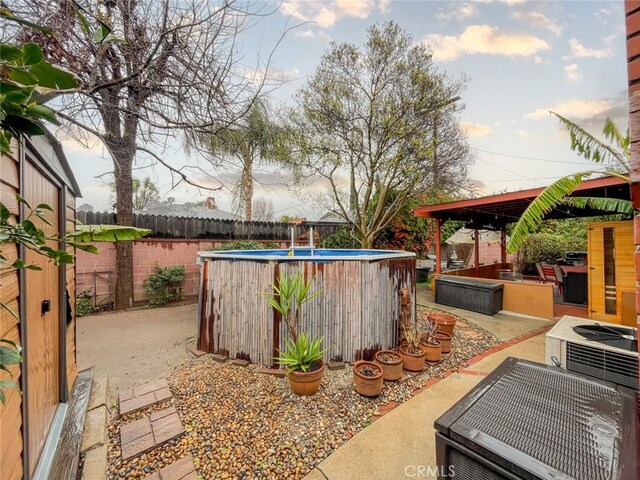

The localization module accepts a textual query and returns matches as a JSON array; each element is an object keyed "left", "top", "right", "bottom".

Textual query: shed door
[{"left": 23, "top": 160, "right": 61, "bottom": 477}]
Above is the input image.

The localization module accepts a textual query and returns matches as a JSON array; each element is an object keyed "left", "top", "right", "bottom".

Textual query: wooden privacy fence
[{"left": 77, "top": 211, "right": 340, "bottom": 240}]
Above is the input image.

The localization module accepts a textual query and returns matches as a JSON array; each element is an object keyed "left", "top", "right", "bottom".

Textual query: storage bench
[{"left": 435, "top": 276, "right": 504, "bottom": 315}]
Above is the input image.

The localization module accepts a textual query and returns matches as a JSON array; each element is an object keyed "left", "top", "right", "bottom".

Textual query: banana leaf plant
[{"left": 507, "top": 113, "right": 632, "bottom": 253}]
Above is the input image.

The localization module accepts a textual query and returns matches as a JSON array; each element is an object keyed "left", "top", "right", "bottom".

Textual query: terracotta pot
[
  {"left": 429, "top": 312, "right": 457, "bottom": 336},
  {"left": 399, "top": 346, "right": 426, "bottom": 372},
  {"left": 374, "top": 350, "right": 403, "bottom": 381},
  {"left": 435, "top": 332, "right": 452, "bottom": 354},
  {"left": 287, "top": 360, "right": 325, "bottom": 396},
  {"left": 353, "top": 361, "right": 384, "bottom": 396},
  {"left": 419, "top": 340, "right": 443, "bottom": 363}
]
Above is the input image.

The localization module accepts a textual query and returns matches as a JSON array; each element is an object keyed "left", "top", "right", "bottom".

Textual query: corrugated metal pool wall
[{"left": 197, "top": 257, "right": 416, "bottom": 366}]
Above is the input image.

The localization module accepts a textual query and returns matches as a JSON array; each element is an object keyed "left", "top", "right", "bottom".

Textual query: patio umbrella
[{"left": 445, "top": 228, "right": 507, "bottom": 245}]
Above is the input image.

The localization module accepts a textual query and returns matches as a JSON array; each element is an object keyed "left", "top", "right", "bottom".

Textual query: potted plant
[
  {"left": 374, "top": 350, "right": 403, "bottom": 381},
  {"left": 399, "top": 325, "right": 426, "bottom": 372},
  {"left": 265, "top": 272, "right": 329, "bottom": 395},
  {"left": 353, "top": 361, "right": 384, "bottom": 396},
  {"left": 429, "top": 311, "right": 457, "bottom": 336},
  {"left": 435, "top": 331, "right": 452, "bottom": 354},
  {"left": 275, "top": 333, "right": 328, "bottom": 396},
  {"left": 419, "top": 319, "right": 443, "bottom": 363}
]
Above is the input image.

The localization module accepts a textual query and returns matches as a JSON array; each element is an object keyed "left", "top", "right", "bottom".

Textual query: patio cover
[
  {"left": 414, "top": 176, "right": 630, "bottom": 228},
  {"left": 446, "top": 228, "right": 507, "bottom": 245},
  {"left": 414, "top": 176, "right": 630, "bottom": 273}
]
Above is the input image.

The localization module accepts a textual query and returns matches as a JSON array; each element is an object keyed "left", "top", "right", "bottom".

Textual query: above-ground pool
[{"left": 197, "top": 248, "right": 416, "bottom": 365}]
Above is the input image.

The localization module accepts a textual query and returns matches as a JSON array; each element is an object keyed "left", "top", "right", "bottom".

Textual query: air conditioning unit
[{"left": 546, "top": 315, "right": 638, "bottom": 389}]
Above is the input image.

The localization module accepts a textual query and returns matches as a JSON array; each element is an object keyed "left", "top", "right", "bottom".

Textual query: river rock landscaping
[{"left": 106, "top": 309, "right": 501, "bottom": 479}]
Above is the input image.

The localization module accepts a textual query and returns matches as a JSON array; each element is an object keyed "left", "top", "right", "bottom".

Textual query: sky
[{"left": 62, "top": 0, "right": 629, "bottom": 219}]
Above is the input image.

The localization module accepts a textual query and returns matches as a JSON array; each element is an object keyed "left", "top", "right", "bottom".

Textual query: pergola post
[
  {"left": 435, "top": 218, "right": 442, "bottom": 274},
  {"left": 474, "top": 228, "right": 480, "bottom": 276},
  {"left": 501, "top": 228, "right": 507, "bottom": 265}
]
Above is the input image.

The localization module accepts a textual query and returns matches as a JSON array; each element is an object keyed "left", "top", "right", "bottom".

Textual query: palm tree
[
  {"left": 203, "top": 99, "right": 279, "bottom": 221},
  {"left": 507, "top": 112, "right": 632, "bottom": 253}
]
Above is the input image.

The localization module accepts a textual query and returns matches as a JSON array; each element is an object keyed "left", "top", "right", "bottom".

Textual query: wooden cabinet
[{"left": 588, "top": 221, "right": 635, "bottom": 325}]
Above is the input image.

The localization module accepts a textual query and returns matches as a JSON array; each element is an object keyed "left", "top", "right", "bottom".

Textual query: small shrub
[
  {"left": 76, "top": 290, "right": 97, "bottom": 316},
  {"left": 143, "top": 265, "right": 186, "bottom": 306},
  {"left": 214, "top": 240, "right": 279, "bottom": 251}
]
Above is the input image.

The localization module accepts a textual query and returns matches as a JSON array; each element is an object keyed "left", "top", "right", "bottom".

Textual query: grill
[
  {"left": 566, "top": 341, "right": 639, "bottom": 389},
  {"left": 435, "top": 358, "right": 637, "bottom": 480},
  {"left": 565, "top": 251, "right": 587, "bottom": 265}
]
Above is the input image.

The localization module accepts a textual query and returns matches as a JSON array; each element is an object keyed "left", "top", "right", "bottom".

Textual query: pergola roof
[{"left": 414, "top": 176, "right": 630, "bottom": 229}]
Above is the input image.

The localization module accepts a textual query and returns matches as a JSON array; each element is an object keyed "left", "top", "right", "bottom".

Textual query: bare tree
[
  {"left": 11, "top": 0, "right": 285, "bottom": 308},
  {"left": 252, "top": 197, "right": 274, "bottom": 221},
  {"left": 282, "top": 22, "right": 472, "bottom": 247}
]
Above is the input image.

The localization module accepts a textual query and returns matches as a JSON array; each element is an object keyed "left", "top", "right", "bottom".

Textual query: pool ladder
[{"left": 289, "top": 227, "right": 315, "bottom": 256}]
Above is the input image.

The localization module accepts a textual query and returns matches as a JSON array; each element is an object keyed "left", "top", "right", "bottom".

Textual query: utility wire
[{"left": 471, "top": 147, "right": 594, "bottom": 165}]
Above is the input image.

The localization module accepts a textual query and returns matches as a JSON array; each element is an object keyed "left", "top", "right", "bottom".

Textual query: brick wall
[
  {"left": 466, "top": 242, "right": 516, "bottom": 267},
  {"left": 78, "top": 239, "right": 289, "bottom": 304}
]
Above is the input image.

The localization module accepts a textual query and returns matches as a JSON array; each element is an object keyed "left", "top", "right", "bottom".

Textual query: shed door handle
[{"left": 41, "top": 300, "right": 51, "bottom": 316}]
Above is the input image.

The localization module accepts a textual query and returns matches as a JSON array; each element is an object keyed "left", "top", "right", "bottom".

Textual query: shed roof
[
  {"left": 414, "top": 176, "right": 630, "bottom": 229},
  {"left": 26, "top": 129, "right": 82, "bottom": 197}
]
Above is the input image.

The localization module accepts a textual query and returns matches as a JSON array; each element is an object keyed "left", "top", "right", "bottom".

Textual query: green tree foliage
[
  {"left": 280, "top": 22, "right": 471, "bottom": 248},
  {"left": 374, "top": 196, "right": 433, "bottom": 257},
  {"left": 515, "top": 233, "right": 576, "bottom": 275},
  {"left": 508, "top": 113, "right": 632, "bottom": 253},
  {"left": 199, "top": 99, "right": 281, "bottom": 221},
  {"left": 320, "top": 225, "right": 361, "bottom": 249},
  {"left": 110, "top": 177, "right": 160, "bottom": 211}
]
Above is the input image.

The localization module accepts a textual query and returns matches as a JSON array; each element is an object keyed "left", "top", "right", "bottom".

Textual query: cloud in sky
[
  {"left": 436, "top": 3, "right": 477, "bottom": 22},
  {"left": 563, "top": 35, "right": 616, "bottom": 60},
  {"left": 511, "top": 11, "right": 562, "bottom": 36},
  {"left": 280, "top": 0, "right": 389, "bottom": 29},
  {"left": 524, "top": 99, "right": 619, "bottom": 122},
  {"left": 244, "top": 66, "right": 304, "bottom": 84},
  {"left": 460, "top": 121, "right": 492, "bottom": 137},
  {"left": 423, "top": 25, "right": 549, "bottom": 61},
  {"left": 295, "top": 29, "right": 333, "bottom": 43},
  {"left": 564, "top": 64, "right": 581, "bottom": 83}
]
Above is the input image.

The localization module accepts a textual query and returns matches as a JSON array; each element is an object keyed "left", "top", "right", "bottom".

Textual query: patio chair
[
  {"left": 533, "top": 262, "right": 546, "bottom": 283},
  {"left": 540, "top": 263, "right": 563, "bottom": 294}
]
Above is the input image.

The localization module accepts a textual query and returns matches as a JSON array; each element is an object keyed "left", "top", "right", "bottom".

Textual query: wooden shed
[
  {"left": 587, "top": 220, "right": 636, "bottom": 326},
  {"left": 1, "top": 131, "right": 81, "bottom": 479}
]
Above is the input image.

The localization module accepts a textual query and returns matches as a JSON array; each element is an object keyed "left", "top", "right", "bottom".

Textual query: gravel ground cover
[{"left": 107, "top": 308, "right": 501, "bottom": 479}]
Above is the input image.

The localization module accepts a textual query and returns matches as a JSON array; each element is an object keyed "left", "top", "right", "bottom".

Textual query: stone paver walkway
[
  {"left": 144, "top": 456, "right": 198, "bottom": 480},
  {"left": 120, "top": 406, "right": 185, "bottom": 460},
  {"left": 119, "top": 379, "right": 172, "bottom": 415}
]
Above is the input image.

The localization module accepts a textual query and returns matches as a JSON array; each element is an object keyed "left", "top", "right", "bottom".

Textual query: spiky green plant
[
  {"left": 274, "top": 333, "right": 329, "bottom": 374},
  {"left": 507, "top": 113, "right": 632, "bottom": 253}
]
